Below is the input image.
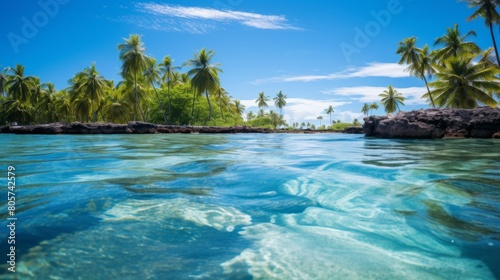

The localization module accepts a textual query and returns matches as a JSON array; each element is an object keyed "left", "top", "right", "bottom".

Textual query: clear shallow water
[{"left": 0, "top": 133, "right": 499, "bottom": 279}]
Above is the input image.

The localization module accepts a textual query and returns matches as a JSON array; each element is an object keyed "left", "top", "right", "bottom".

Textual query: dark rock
[
  {"left": 62, "top": 123, "right": 88, "bottom": 134},
  {"left": 0, "top": 126, "right": 10, "bottom": 133},
  {"left": 10, "top": 123, "right": 64, "bottom": 134},
  {"left": 128, "top": 121, "right": 157, "bottom": 133},
  {"left": 343, "top": 126, "right": 363, "bottom": 134},
  {"left": 98, "top": 123, "right": 128, "bottom": 134},
  {"left": 363, "top": 107, "right": 500, "bottom": 139}
]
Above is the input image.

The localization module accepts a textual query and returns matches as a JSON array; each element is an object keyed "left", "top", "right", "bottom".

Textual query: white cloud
[
  {"left": 253, "top": 63, "right": 409, "bottom": 84},
  {"left": 132, "top": 3, "right": 301, "bottom": 33},
  {"left": 240, "top": 98, "right": 356, "bottom": 124},
  {"left": 324, "top": 86, "right": 429, "bottom": 105}
]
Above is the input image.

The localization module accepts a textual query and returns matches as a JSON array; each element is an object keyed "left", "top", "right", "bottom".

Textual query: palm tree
[
  {"left": 397, "top": 38, "right": 436, "bottom": 107},
  {"left": 379, "top": 85, "right": 405, "bottom": 114},
  {"left": 273, "top": 90, "right": 287, "bottom": 115},
  {"left": 143, "top": 58, "right": 167, "bottom": 123},
  {"left": 180, "top": 73, "right": 190, "bottom": 84},
  {"left": 69, "top": 64, "right": 107, "bottom": 122},
  {"left": 369, "top": 102, "right": 379, "bottom": 115},
  {"left": 30, "top": 76, "right": 43, "bottom": 102},
  {"left": 102, "top": 90, "right": 132, "bottom": 123},
  {"left": 185, "top": 48, "right": 222, "bottom": 121},
  {"left": 462, "top": 0, "right": 500, "bottom": 66},
  {"left": 118, "top": 34, "right": 150, "bottom": 121},
  {"left": 317, "top": 116, "right": 323, "bottom": 127},
  {"left": 214, "top": 86, "right": 230, "bottom": 121},
  {"left": 427, "top": 56, "right": 499, "bottom": 108},
  {"left": 0, "top": 66, "right": 7, "bottom": 97},
  {"left": 256, "top": 92, "right": 270, "bottom": 108},
  {"left": 36, "top": 82, "right": 57, "bottom": 123},
  {"left": 232, "top": 99, "right": 245, "bottom": 126},
  {"left": 246, "top": 111, "right": 255, "bottom": 122},
  {"left": 325, "top": 105, "right": 334, "bottom": 125},
  {"left": 53, "top": 90, "right": 72, "bottom": 122},
  {"left": 418, "top": 44, "right": 437, "bottom": 106},
  {"left": 85, "top": 64, "right": 108, "bottom": 122},
  {"left": 159, "top": 55, "right": 181, "bottom": 123},
  {"left": 479, "top": 47, "right": 498, "bottom": 68},
  {"left": 3, "top": 99, "right": 34, "bottom": 124},
  {"left": 5, "top": 64, "right": 36, "bottom": 103},
  {"left": 433, "top": 24, "right": 480, "bottom": 61},
  {"left": 268, "top": 110, "right": 282, "bottom": 129},
  {"left": 361, "top": 103, "right": 370, "bottom": 116},
  {"left": 116, "top": 78, "right": 148, "bottom": 121}
]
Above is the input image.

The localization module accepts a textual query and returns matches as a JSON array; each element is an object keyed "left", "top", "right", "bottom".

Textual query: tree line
[
  {"left": 0, "top": 35, "right": 250, "bottom": 126},
  {"left": 362, "top": 0, "right": 500, "bottom": 116}
]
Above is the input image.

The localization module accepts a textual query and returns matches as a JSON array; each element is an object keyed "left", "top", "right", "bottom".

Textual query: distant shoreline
[{"left": 0, "top": 122, "right": 364, "bottom": 135}]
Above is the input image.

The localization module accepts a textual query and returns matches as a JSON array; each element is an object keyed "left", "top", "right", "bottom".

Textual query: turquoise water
[{"left": 1, "top": 133, "right": 499, "bottom": 279}]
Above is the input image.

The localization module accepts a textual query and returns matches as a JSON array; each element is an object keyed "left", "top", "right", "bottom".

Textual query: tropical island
[
  {"left": 2, "top": 1, "right": 500, "bottom": 280},
  {"left": 1, "top": 1, "right": 499, "bottom": 137},
  {"left": 0, "top": 35, "right": 361, "bottom": 133}
]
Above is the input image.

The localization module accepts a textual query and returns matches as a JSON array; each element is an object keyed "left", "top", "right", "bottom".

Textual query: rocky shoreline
[
  {"left": 6, "top": 106, "right": 498, "bottom": 138},
  {"left": 363, "top": 107, "right": 500, "bottom": 139},
  {"left": 0, "top": 122, "right": 364, "bottom": 135}
]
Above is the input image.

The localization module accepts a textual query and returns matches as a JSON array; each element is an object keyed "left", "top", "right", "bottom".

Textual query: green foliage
[
  {"left": 396, "top": 38, "right": 436, "bottom": 107},
  {"left": 325, "top": 105, "right": 334, "bottom": 125},
  {"left": 396, "top": 17, "right": 500, "bottom": 110},
  {"left": 273, "top": 90, "right": 287, "bottom": 115},
  {"left": 0, "top": 34, "right": 256, "bottom": 126},
  {"left": 184, "top": 48, "right": 222, "bottom": 121},
  {"left": 361, "top": 103, "right": 370, "bottom": 115},
  {"left": 462, "top": 0, "right": 500, "bottom": 66},
  {"left": 69, "top": 64, "right": 108, "bottom": 122},
  {"left": 256, "top": 92, "right": 270, "bottom": 108},
  {"left": 427, "top": 56, "right": 500, "bottom": 108},
  {"left": 146, "top": 83, "right": 244, "bottom": 126},
  {"left": 434, "top": 24, "right": 480, "bottom": 62},
  {"left": 379, "top": 85, "right": 405, "bottom": 114},
  {"left": 329, "top": 122, "right": 361, "bottom": 130},
  {"left": 118, "top": 34, "right": 151, "bottom": 121},
  {"left": 247, "top": 110, "right": 286, "bottom": 129}
]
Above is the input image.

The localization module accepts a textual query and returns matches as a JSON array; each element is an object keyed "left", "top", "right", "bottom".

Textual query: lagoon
[{"left": 1, "top": 133, "right": 499, "bottom": 279}]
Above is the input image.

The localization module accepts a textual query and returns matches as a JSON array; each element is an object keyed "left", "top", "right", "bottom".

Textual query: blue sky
[{"left": 0, "top": 0, "right": 494, "bottom": 124}]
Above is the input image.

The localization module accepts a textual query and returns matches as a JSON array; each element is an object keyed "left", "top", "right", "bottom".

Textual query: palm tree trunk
[
  {"left": 151, "top": 81, "right": 167, "bottom": 123},
  {"left": 191, "top": 90, "right": 197, "bottom": 119},
  {"left": 167, "top": 77, "right": 171, "bottom": 125},
  {"left": 134, "top": 73, "right": 145, "bottom": 122},
  {"left": 1, "top": 104, "right": 6, "bottom": 125},
  {"left": 489, "top": 21, "right": 500, "bottom": 67},
  {"left": 422, "top": 74, "right": 436, "bottom": 108},
  {"left": 219, "top": 99, "right": 224, "bottom": 121},
  {"left": 205, "top": 90, "right": 212, "bottom": 121}
]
